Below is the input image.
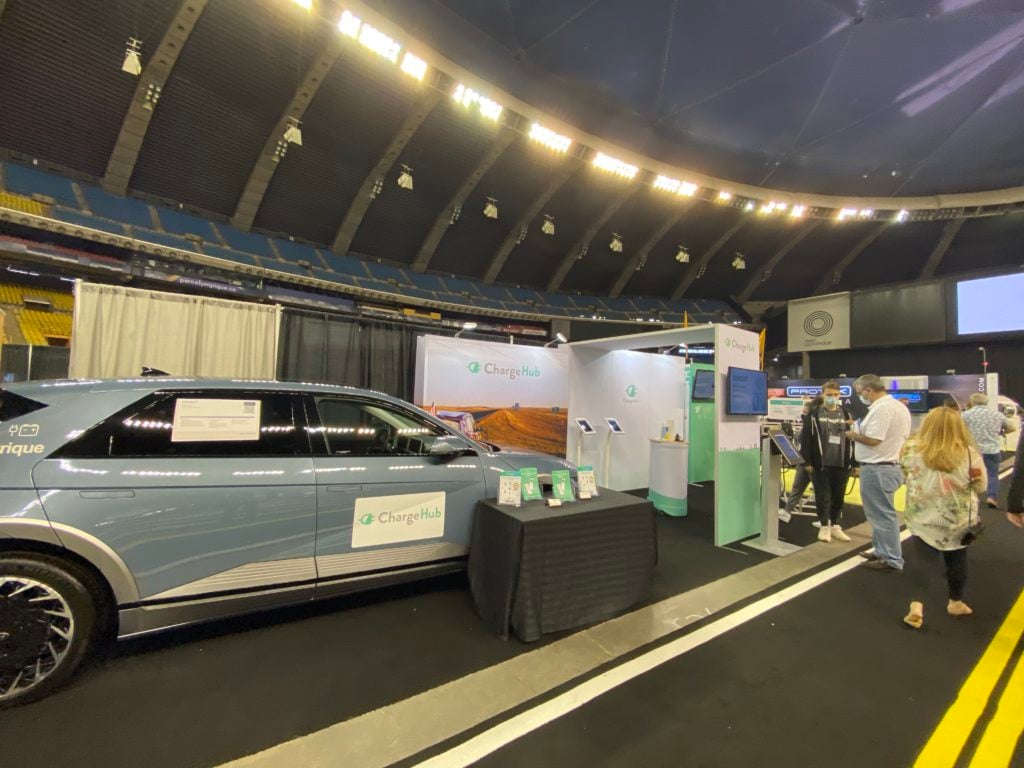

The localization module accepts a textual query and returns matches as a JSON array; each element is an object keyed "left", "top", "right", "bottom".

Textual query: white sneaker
[
  {"left": 831, "top": 525, "right": 851, "bottom": 542},
  {"left": 778, "top": 508, "right": 792, "bottom": 523},
  {"left": 818, "top": 526, "right": 832, "bottom": 543}
]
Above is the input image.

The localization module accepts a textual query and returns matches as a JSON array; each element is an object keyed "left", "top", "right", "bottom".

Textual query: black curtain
[
  {"left": 0, "top": 344, "right": 70, "bottom": 382},
  {"left": 277, "top": 310, "right": 419, "bottom": 401}
]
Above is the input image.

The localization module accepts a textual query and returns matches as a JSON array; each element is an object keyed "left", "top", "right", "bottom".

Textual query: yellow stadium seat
[
  {"left": 16, "top": 309, "right": 72, "bottom": 346},
  {"left": 0, "top": 192, "right": 47, "bottom": 217}
]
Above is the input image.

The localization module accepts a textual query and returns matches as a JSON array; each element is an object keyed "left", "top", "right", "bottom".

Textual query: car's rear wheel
[{"left": 0, "top": 555, "right": 98, "bottom": 707}]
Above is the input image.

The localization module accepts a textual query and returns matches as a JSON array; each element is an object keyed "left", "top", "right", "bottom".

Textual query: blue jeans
[
  {"left": 859, "top": 464, "right": 904, "bottom": 569},
  {"left": 982, "top": 453, "right": 1001, "bottom": 500}
]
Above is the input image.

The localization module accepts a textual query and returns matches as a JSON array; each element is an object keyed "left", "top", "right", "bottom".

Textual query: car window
[
  {"left": 55, "top": 391, "right": 310, "bottom": 458},
  {"left": 314, "top": 397, "right": 447, "bottom": 457},
  {"left": 0, "top": 390, "right": 47, "bottom": 423}
]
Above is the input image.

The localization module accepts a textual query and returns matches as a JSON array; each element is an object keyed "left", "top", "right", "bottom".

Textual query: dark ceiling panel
[
  {"left": 621, "top": 202, "right": 743, "bottom": 298},
  {"left": 937, "top": 214, "right": 1024, "bottom": 277},
  {"left": 694, "top": 216, "right": 796, "bottom": 298},
  {"left": 430, "top": 138, "right": 563, "bottom": 277},
  {"left": 252, "top": 52, "right": 422, "bottom": 245},
  {"left": 0, "top": 0, "right": 179, "bottom": 177},
  {"left": 837, "top": 220, "right": 942, "bottom": 290},
  {"left": 494, "top": 165, "right": 623, "bottom": 287},
  {"left": 751, "top": 220, "right": 877, "bottom": 301},
  {"left": 131, "top": 0, "right": 332, "bottom": 215},
  {"left": 348, "top": 100, "right": 501, "bottom": 265},
  {"left": 561, "top": 188, "right": 674, "bottom": 295}
]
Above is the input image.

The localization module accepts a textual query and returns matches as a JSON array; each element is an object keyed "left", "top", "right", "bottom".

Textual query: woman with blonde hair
[{"left": 899, "top": 407, "right": 987, "bottom": 628}]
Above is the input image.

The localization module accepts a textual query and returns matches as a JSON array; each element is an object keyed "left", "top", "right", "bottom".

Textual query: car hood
[{"left": 487, "top": 449, "right": 577, "bottom": 475}]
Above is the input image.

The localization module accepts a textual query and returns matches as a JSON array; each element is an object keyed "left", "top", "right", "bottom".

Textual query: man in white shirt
[{"left": 846, "top": 374, "right": 912, "bottom": 571}]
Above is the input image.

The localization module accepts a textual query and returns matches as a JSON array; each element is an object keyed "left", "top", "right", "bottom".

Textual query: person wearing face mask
[
  {"left": 847, "top": 374, "right": 913, "bottom": 572},
  {"left": 799, "top": 381, "right": 855, "bottom": 542}
]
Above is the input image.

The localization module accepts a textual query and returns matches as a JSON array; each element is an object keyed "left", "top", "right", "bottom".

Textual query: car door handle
[
  {"left": 325, "top": 485, "right": 362, "bottom": 493},
  {"left": 79, "top": 490, "right": 136, "bottom": 499}
]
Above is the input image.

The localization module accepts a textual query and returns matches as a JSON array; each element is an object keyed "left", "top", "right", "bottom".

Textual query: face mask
[
  {"left": 824, "top": 396, "right": 838, "bottom": 407},
  {"left": 859, "top": 394, "right": 871, "bottom": 406}
]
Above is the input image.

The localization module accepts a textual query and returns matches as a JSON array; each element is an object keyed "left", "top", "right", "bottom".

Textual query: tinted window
[
  {"left": 0, "top": 390, "right": 47, "bottom": 423},
  {"left": 56, "top": 391, "right": 309, "bottom": 458},
  {"left": 314, "top": 398, "right": 446, "bottom": 457}
]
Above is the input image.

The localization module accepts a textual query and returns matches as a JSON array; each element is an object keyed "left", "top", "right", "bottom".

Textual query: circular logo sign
[{"left": 803, "top": 311, "right": 834, "bottom": 337}]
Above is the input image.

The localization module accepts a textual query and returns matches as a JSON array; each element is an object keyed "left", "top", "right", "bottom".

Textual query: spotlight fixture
[
  {"left": 837, "top": 208, "right": 857, "bottom": 222},
  {"left": 272, "top": 139, "right": 289, "bottom": 163},
  {"left": 516, "top": 227, "right": 527, "bottom": 244},
  {"left": 609, "top": 233, "right": 623, "bottom": 253},
  {"left": 370, "top": 177, "right": 384, "bottom": 199},
  {"left": 454, "top": 321, "right": 478, "bottom": 338},
  {"left": 450, "top": 204, "right": 461, "bottom": 225},
  {"left": 397, "top": 165, "right": 414, "bottom": 191},
  {"left": 544, "top": 332, "right": 568, "bottom": 347},
  {"left": 675, "top": 246, "right": 690, "bottom": 263},
  {"left": 142, "top": 82, "right": 162, "bottom": 112},
  {"left": 541, "top": 214, "right": 555, "bottom": 235},
  {"left": 529, "top": 123, "right": 572, "bottom": 153},
  {"left": 483, "top": 197, "right": 498, "bottom": 219},
  {"left": 400, "top": 52, "right": 428, "bottom": 81},
  {"left": 283, "top": 117, "right": 302, "bottom": 146},
  {"left": 731, "top": 253, "right": 746, "bottom": 270},
  {"left": 790, "top": 205, "right": 806, "bottom": 218},
  {"left": 896, "top": 209, "right": 909, "bottom": 223},
  {"left": 122, "top": 38, "right": 143, "bottom": 76},
  {"left": 593, "top": 153, "right": 638, "bottom": 180},
  {"left": 292, "top": 0, "right": 313, "bottom": 9},
  {"left": 744, "top": 201, "right": 755, "bottom": 212},
  {"left": 718, "top": 191, "right": 732, "bottom": 202}
]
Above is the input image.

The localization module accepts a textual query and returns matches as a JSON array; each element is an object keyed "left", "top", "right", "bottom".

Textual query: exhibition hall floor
[{"left": 3, "top": 484, "right": 1022, "bottom": 768}]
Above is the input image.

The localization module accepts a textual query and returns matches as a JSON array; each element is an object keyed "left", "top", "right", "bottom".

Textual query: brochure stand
[{"left": 744, "top": 436, "right": 801, "bottom": 556}]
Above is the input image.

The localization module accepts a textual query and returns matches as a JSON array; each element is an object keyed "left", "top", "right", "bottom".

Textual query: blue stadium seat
[
  {"left": 135, "top": 229, "right": 197, "bottom": 252},
  {"left": 407, "top": 272, "right": 447, "bottom": 292},
  {"left": 275, "top": 239, "right": 320, "bottom": 265},
  {"left": 506, "top": 287, "right": 542, "bottom": 304},
  {"left": 322, "top": 253, "right": 371, "bottom": 279},
  {"left": 267, "top": 260, "right": 311, "bottom": 278},
  {"left": 219, "top": 225, "right": 275, "bottom": 258},
  {"left": 314, "top": 267, "right": 360, "bottom": 286},
  {"left": 539, "top": 292, "right": 575, "bottom": 309},
  {"left": 156, "top": 207, "right": 219, "bottom": 240},
  {"left": 402, "top": 287, "right": 438, "bottom": 302},
  {"left": 365, "top": 261, "right": 412, "bottom": 286},
  {"left": 476, "top": 284, "right": 512, "bottom": 302},
  {"left": 604, "top": 297, "right": 639, "bottom": 313},
  {"left": 203, "top": 244, "right": 260, "bottom": 267},
  {"left": 443, "top": 277, "right": 479, "bottom": 296},
  {"left": 3, "top": 163, "right": 79, "bottom": 207},
  {"left": 473, "top": 297, "right": 508, "bottom": 310},
  {"left": 51, "top": 208, "right": 127, "bottom": 236},
  {"left": 80, "top": 185, "right": 154, "bottom": 229}
]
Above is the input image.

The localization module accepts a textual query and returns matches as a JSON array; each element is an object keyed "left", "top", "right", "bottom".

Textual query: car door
[
  {"left": 308, "top": 394, "right": 487, "bottom": 594},
  {"left": 32, "top": 389, "right": 317, "bottom": 603}
]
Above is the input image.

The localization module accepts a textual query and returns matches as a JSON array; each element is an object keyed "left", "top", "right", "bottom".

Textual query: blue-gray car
[{"left": 0, "top": 378, "right": 575, "bottom": 705}]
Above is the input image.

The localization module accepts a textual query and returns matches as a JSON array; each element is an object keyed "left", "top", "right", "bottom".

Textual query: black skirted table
[{"left": 468, "top": 489, "right": 658, "bottom": 642}]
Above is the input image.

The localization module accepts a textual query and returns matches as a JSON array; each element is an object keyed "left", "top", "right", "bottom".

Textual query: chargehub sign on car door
[{"left": 352, "top": 491, "right": 446, "bottom": 548}]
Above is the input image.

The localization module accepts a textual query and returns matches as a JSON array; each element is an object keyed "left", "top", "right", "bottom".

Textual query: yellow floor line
[
  {"left": 913, "top": 589, "right": 1024, "bottom": 768},
  {"left": 968, "top": 635, "right": 1024, "bottom": 767}
]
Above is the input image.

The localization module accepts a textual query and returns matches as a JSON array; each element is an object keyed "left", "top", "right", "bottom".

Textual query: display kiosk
[
  {"left": 648, "top": 438, "right": 689, "bottom": 516},
  {"left": 603, "top": 418, "right": 624, "bottom": 488},
  {"left": 744, "top": 429, "right": 802, "bottom": 556}
]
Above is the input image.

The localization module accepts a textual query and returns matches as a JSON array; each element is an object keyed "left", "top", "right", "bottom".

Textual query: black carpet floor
[
  {"left": 473, "top": 503, "right": 1024, "bottom": 768},
  {"left": 0, "top": 484, "right": 776, "bottom": 768}
]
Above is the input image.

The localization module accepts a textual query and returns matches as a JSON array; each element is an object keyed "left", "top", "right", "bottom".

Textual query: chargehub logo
[
  {"left": 360, "top": 505, "right": 442, "bottom": 527},
  {"left": 724, "top": 337, "right": 758, "bottom": 354},
  {"left": 466, "top": 360, "right": 540, "bottom": 381},
  {"left": 623, "top": 384, "right": 639, "bottom": 404}
]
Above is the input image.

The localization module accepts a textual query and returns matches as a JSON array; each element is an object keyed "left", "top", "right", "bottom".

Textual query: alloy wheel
[{"left": 0, "top": 575, "right": 75, "bottom": 702}]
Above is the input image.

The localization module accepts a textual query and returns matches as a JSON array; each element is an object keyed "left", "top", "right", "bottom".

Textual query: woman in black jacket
[{"left": 799, "top": 380, "right": 855, "bottom": 543}]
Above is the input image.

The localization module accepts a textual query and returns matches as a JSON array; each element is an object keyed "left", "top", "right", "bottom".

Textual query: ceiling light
[
  {"left": 292, "top": 0, "right": 313, "bottom": 9},
  {"left": 142, "top": 82, "right": 162, "bottom": 112},
  {"left": 675, "top": 246, "right": 690, "bottom": 263},
  {"left": 401, "top": 52, "right": 427, "bottom": 81},
  {"left": 463, "top": 321, "right": 478, "bottom": 330},
  {"left": 790, "top": 205, "right": 806, "bottom": 218},
  {"left": 732, "top": 253, "right": 746, "bottom": 270},
  {"left": 453, "top": 84, "right": 503, "bottom": 121},
  {"left": 718, "top": 191, "right": 732, "bottom": 202},
  {"left": 858, "top": 209, "right": 874, "bottom": 218},
  {"left": 283, "top": 117, "right": 302, "bottom": 146},
  {"left": 593, "top": 152, "right": 638, "bottom": 180},
  {"left": 679, "top": 181, "right": 698, "bottom": 196},
  {"left": 370, "top": 177, "right": 383, "bottom": 199},
  {"left": 896, "top": 209, "right": 909, "bottom": 223},
  {"left": 745, "top": 201, "right": 755, "bottom": 212},
  {"left": 653, "top": 175, "right": 681, "bottom": 194},
  {"left": 541, "top": 215, "right": 555, "bottom": 235},
  {"left": 483, "top": 197, "right": 498, "bottom": 219},
  {"left": 545, "top": 331, "right": 568, "bottom": 347},
  {"left": 338, "top": 9, "right": 361, "bottom": 37},
  {"left": 609, "top": 233, "right": 623, "bottom": 252},
  {"left": 450, "top": 204, "right": 461, "bottom": 224},
  {"left": 529, "top": 123, "right": 572, "bottom": 153},
  {"left": 837, "top": 208, "right": 857, "bottom": 222},
  {"left": 122, "top": 38, "right": 143, "bottom": 76},
  {"left": 760, "top": 202, "right": 775, "bottom": 214},
  {"left": 397, "top": 164, "right": 414, "bottom": 191}
]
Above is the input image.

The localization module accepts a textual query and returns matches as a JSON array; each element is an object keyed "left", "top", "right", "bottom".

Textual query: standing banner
[
  {"left": 415, "top": 336, "right": 570, "bottom": 456},
  {"left": 787, "top": 292, "right": 851, "bottom": 352}
]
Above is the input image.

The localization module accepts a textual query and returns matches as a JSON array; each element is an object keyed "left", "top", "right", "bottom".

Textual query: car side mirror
[{"left": 430, "top": 435, "right": 470, "bottom": 458}]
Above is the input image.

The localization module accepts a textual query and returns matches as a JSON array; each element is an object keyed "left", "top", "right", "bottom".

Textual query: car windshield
[{"left": 0, "top": 389, "right": 47, "bottom": 424}]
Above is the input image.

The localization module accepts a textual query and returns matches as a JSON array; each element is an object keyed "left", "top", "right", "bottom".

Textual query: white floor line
[{"left": 414, "top": 531, "right": 913, "bottom": 768}]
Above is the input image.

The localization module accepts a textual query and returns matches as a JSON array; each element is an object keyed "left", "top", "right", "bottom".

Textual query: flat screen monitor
[
  {"left": 605, "top": 418, "right": 624, "bottom": 434},
  {"left": 574, "top": 417, "right": 596, "bottom": 435},
  {"left": 692, "top": 369, "right": 715, "bottom": 401},
  {"left": 891, "top": 390, "right": 929, "bottom": 414},
  {"left": 769, "top": 431, "right": 802, "bottom": 467},
  {"left": 957, "top": 273, "right": 1024, "bottom": 336},
  {"left": 727, "top": 367, "right": 768, "bottom": 416}
]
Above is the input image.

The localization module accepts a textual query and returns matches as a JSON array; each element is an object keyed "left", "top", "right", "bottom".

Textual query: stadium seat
[
  {"left": 364, "top": 261, "right": 413, "bottom": 286},
  {"left": 202, "top": 244, "right": 261, "bottom": 267},
  {"left": 321, "top": 253, "right": 371, "bottom": 279},
  {"left": 156, "top": 207, "right": 219, "bottom": 241},
  {"left": 51, "top": 208, "right": 128, "bottom": 236},
  {"left": 275, "top": 239, "right": 320, "bottom": 266},
  {"left": 80, "top": 185, "right": 154, "bottom": 229},
  {"left": 16, "top": 308, "right": 72, "bottom": 346},
  {"left": 218, "top": 225, "right": 275, "bottom": 258},
  {"left": 407, "top": 272, "right": 448, "bottom": 292},
  {"left": 442, "top": 277, "right": 479, "bottom": 296},
  {"left": 269, "top": 260, "right": 314, "bottom": 278},
  {"left": 135, "top": 229, "right": 197, "bottom": 252},
  {"left": 0, "top": 191, "right": 47, "bottom": 216},
  {"left": 2, "top": 162, "right": 78, "bottom": 208}
]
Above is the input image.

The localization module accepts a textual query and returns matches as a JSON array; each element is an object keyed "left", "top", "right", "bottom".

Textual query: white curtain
[{"left": 70, "top": 282, "right": 281, "bottom": 379}]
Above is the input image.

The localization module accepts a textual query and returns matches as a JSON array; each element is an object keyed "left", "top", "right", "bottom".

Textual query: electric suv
[{"left": 0, "top": 378, "right": 575, "bottom": 706}]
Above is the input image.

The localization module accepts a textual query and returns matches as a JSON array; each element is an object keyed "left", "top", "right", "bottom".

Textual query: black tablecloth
[{"left": 468, "top": 489, "right": 658, "bottom": 642}]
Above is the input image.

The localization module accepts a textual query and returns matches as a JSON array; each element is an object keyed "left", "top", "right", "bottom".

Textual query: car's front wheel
[{"left": 0, "top": 555, "right": 99, "bottom": 707}]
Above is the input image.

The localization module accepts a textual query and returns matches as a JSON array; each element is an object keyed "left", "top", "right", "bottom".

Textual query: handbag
[{"left": 960, "top": 450, "right": 986, "bottom": 546}]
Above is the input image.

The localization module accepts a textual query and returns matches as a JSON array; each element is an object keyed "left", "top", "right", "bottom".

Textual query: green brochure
[
  {"left": 520, "top": 468, "right": 543, "bottom": 501},
  {"left": 552, "top": 469, "right": 575, "bottom": 502}
]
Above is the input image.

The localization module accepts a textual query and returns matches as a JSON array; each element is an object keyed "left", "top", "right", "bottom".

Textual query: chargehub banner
[
  {"left": 415, "top": 336, "right": 570, "bottom": 456},
  {"left": 787, "top": 292, "right": 851, "bottom": 352}
]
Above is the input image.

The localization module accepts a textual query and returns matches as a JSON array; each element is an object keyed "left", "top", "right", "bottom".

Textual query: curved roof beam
[
  {"left": 411, "top": 130, "right": 518, "bottom": 273},
  {"left": 608, "top": 202, "right": 696, "bottom": 298},
  {"left": 482, "top": 160, "right": 578, "bottom": 284},
  {"left": 331, "top": 90, "right": 441, "bottom": 256},
  {"left": 671, "top": 219, "right": 746, "bottom": 300},
  {"left": 919, "top": 217, "right": 966, "bottom": 280},
  {"left": 0, "top": 2, "right": 8, "bottom": 22},
  {"left": 546, "top": 184, "right": 642, "bottom": 293},
  {"left": 102, "top": 0, "right": 209, "bottom": 196},
  {"left": 812, "top": 224, "right": 887, "bottom": 295},
  {"left": 737, "top": 221, "right": 822, "bottom": 304},
  {"left": 231, "top": 38, "right": 344, "bottom": 231}
]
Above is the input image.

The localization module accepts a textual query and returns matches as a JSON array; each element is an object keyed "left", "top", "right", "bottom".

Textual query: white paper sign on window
[{"left": 171, "top": 399, "right": 261, "bottom": 443}]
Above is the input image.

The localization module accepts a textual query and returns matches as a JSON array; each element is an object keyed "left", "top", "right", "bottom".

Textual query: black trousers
[
  {"left": 905, "top": 535, "right": 968, "bottom": 601},
  {"left": 811, "top": 466, "right": 850, "bottom": 526}
]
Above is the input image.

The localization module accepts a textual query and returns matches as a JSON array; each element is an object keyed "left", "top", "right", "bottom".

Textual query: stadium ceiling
[{"left": 0, "top": 0, "right": 1022, "bottom": 305}]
